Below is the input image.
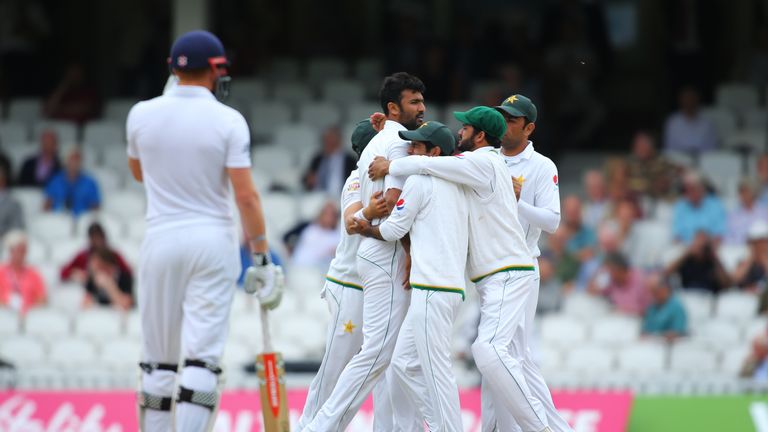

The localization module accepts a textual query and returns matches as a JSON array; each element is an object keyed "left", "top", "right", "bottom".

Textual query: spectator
[
  {"left": 588, "top": 252, "right": 650, "bottom": 316},
  {"left": 82, "top": 247, "right": 133, "bottom": 310},
  {"left": 44, "top": 63, "right": 101, "bottom": 124},
  {"left": 672, "top": 171, "right": 726, "bottom": 244},
  {"left": 44, "top": 146, "right": 100, "bottom": 216},
  {"left": 726, "top": 179, "right": 768, "bottom": 245},
  {"left": 0, "top": 230, "right": 45, "bottom": 314},
  {"left": 641, "top": 273, "right": 688, "bottom": 342},
  {"left": 663, "top": 86, "right": 717, "bottom": 153},
  {"left": 582, "top": 169, "right": 609, "bottom": 229},
  {"left": 60, "top": 222, "right": 131, "bottom": 283},
  {"left": 576, "top": 224, "right": 623, "bottom": 291},
  {"left": 666, "top": 231, "right": 730, "bottom": 294},
  {"left": 543, "top": 228, "right": 581, "bottom": 292},
  {"left": 740, "top": 330, "right": 768, "bottom": 380},
  {"left": 758, "top": 153, "right": 768, "bottom": 206},
  {"left": 734, "top": 221, "right": 768, "bottom": 293},
  {"left": 627, "top": 131, "right": 677, "bottom": 200},
  {"left": 562, "top": 195, "right": 597, "bottom": 262},
  {"left": 302, "top": 126, "right": 356, "bottom": 197},
  {"left": 290, "top": 201, "right": 340, "bottom": 269},
  {"left": 0, "top": 165, "right": 24, "bottom": 238},
  {"left": 17, "top": 129, "right": 61, "bottom": 188}
]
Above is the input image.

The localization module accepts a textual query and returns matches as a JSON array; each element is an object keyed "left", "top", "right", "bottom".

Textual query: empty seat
[
  {"left": 273, "top": 82, "right": 313, "bottom": 105},
  {"left": 26, "top": 237, "right": 48, "bottom": 266},
  {"left": 0, "top": 309, "right": 20, "bottom": 338},
  {"left": 230, "top": 78, "right": 267, "bottom": 101},
  {"left": 0, "top": 121, "right": 29, "bottom": 144},
  {"left": 268, "top": 58, "right": 301, "bottom": 82},
  {"left": 252, "top": 145, "right": 296, "bottom": 176},
  {"left": 249, "top": 102, "right": 293, "bottom": 139},
  {"left": 125, "top": 218, "right": 146, "bottom": 242},
  {"left": 626, "top": 220, "right": 673, "bottom": 268},
  {"left": 32, "top": 121, "right": 78, "bottom": 143},
  {"left": 322, "top": 80, "right": 365, "bottom": 105},
  {"left": 716, "top": 291, "right": 759, "bottom": 322},
  {"left": 91, "top": 166, "right": 123, "bottom": 191},
  {"left": 692, "top": 320, "right": 742, "bottom": 347},
  {"left": 716, "top": 245, "right": 749, "bottom": 274},
  {"left": 49, "top": 337, "right": 97, "bottom": 370},
  {"left": 590, "top": 315, "right": 641, "bottom": 347},
  {"left": 715, "top": 83, "right": 760, "bottom": 112},
  {"left": 299, "top": 192, "right": 332, "bottom": 221},
  {"left": 273, "top": 124, "right": 319, "bottom": 151},
  {"left": 8, "top": 98, "right": 42, "bottom": 123},
  {"left": 102, "top": 191, "right": 146, "bottom": 221},
  {"left": 743, "top": 318, "right": 767, "bottom": 340},
  {"left": 271, "top": 167, "right": 303, "bottom": 192},
  {"left": 76, "top": 212, "right": 125, "bottom": 239},
  {"left": 670, "top": 344, "right": 718, "bottom": 374},
  {"left": 29, "top": 213, "right": 75, "bottom": 243},
  {"left": 297, "top": 103, "right": 343, "bottom": 131},
  {"left": 286, "top": 266, "right": 326, "bottom": 297},
  {"left": 24, "top": 308, "right": 71, "bottom": 341},
  {"left": 0, "top": 335, "right": 46, "bottom": 366},
  {"left": 540, "top": 315, "right": 588, "bottom": 346},
  {"left": 100, "top": 339, "right": 141, "bottom": 371},
  {"left": 561, "top": 293, "right": 611, "bottom": 320},
  {"left": 49, "top": 238, "right": 84, "bottom": 266},
  {"left": 104, "top": 99, "right": 139, "bottom": 123},
  {"left": 74, "top": 309, "right": 123, "bottom": 342},
  {"left": 702, "top": 107, "right": 738, "bottom": 141},
  {"left": 222, "top": 340, "right": 255, "bottom": 372},
  {"left": 616, "top": 342, "right": 666, "bottom": 374},
  {"left": 353, "top": 58, "right": 382, "bottom": 82},
  {"left": 13, "top": 187, "right": 45, "bottom": 218},
  {"left": 678, "top": 291, "right": 714, "bottom": 323},
  {"left": 723, "top": 130, "right": 767, "bottom": 154},
  {"left": 742, "top": 109, "right": 768, "bottom": 131},
  {"left": 564, "top": 346, "right": 616, "bottom": 372},
  {"left": 229, "top": 314, "right": 264, "bottom": 347},
  {"left": 125, "top": 310, "right": 142, "bottom": 340},
  {"left": 699, "top": 152, "right": 742, "bottom": 179},
  {"left": 536, "top": 345, "right": 562, "bottom": 372},
  {"left": 719, "top": 346, "right": 750, "bottom": 375},
  {"left": 48, "top": 284, "right": 86, "bottom": 314},
  {"left": 307, "top": 58, "right": 347, "bottom": 86},
  {"left": 82, "top": 121, "right": 124, "bottom": 146}
]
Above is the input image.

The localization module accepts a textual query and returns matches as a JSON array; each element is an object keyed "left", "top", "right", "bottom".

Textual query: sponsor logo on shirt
[
  {"left": 347, "top": 181, "right": 360, "bottom": 192},
  {"left": 396, "top": 198, "right": 405, "bottom": 211}
]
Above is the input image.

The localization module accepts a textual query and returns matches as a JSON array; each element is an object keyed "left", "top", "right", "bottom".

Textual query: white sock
[{"left": 175, "top": 365, "right": 218, "bottom": 432}]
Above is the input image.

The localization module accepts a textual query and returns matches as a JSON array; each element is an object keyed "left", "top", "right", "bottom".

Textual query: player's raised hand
[
  {"left": 364, "top": 191, "right": 389, "bottom": 219},
  {"left": 244, "top": 254, "right": 285, "bottom": 310},
  {"left": 369, "top": 112, "right": 386, "bottom": 132},
  {"left": 368, "top": 156, "right": 390, "bottom": 180}
]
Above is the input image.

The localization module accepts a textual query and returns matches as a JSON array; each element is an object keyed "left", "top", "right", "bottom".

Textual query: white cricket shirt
[
  {"left": 126, "top": 85, "right": 251, "bottom": 230},
  {"left": 378, "top": 175, "right": 469, "bottom": 298},
  {"left": 389, "top": 146, "right": 534, "bottom": 282},
  {"left": 325, "top": 170, "right": 363, "bottom": 290},
  {"left": 501, "top": 142, "right": 561, "bottom": 258}
]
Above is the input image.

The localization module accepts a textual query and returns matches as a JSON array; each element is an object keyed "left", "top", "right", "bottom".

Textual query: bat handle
[{"left": 260, "top": 305, "right": 273, "bottom": 353}]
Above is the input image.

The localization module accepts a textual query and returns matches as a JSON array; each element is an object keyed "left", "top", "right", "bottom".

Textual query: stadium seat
[
  {"left": 0, "top": 336, "right": 46, "bottom": 366},
  {"left": 24, "top": 308, "right": 71, "bottom": 342},
  {"left": 322, "top": 80, "right": 365, "bottom": 105},
  {"left": 76, "top": 212, "right": 125, "bottom": 239},
  {"left": 345, "top": 102, "right": 381, "bottom": 127},
  {"left": 48, "top": 283, "right": 86, "bottom": 314},
  {"left": 536, "top": 345, "right": 562, "bottom": 373},
  {"left": 0, "top": 309, "right": 20, "bottom": 338},
  {"left": 8, "top": 98, "right": 43, "bottom": 124},
  {"left": 250, "top": 168, "right": 273, "bottom": 192},
  {"left": 626, "top": 220, "right": 673, "bottom": 268},
  {"left": 49, "top": 238, "right": 84, "bottom": 267},
  {"left": 4, "top": 143, "right": 33, "bottom": 172},
  {"left": 616, "top": 342, "right": 666, "bottom": 374},
  {"left": 699, "top": 152, "right": 742, "bottom": 180},
  {"left": 692, "top": 320, "right": 742, "bottom": 347},
  {"left": 540, "top": 315, "right": 588, "bottom": 346},
  {"left": 29, "top": 213, "right": 75, "bottom": 242},
  {"left": 271, "top": 167, "right": 303, "bottom": 192},
  {"left": 701, "top": 107, "right": 738, "bottom": 141},
  {"left": 307, "top": 58, "right": 347, "bottom": 87},
  {"left": 743, "top": 318, "right": 767, "bottom": 340},
  {"left": 231, "top": 78, "right": 267, "bottom": 101},
  {"left": 564, "top": 346, "right": 616, "bottom": 373},
  {"left": 229, "top": 314, "right": 264, "bottom": 347},
  {"left": 0, "top": 120, "right": 29, "bottom": 144},
  {"left": 74, "top": 309, "right": 123, "bottom": 343},
  {"left": 443, "top": 103, "right": 475, "bottom": 134},
  {"left": 13, "top": 187, "right": 44, "bottom": 218},
  {"left": 104, "top": 99, "right": 139, "bottom": 123},
  {"left": 249, "top": 102, "right": 293, "bottom": 140},
  {"left": 273, "top": 124, "right": 319, "bottom": 152},
  {"left": 32, "top": 120, "right": 78, "bottom": 143},
  {"left": 82, "top": 121, "right": 124, "bottom": 147},
  {"left": 268, "top": 58, "right": 301, "bottom": 82},
  {"left": 91, "top": 167, "right": 123, "bottom": 192},
  {"left": 590, "top": 315, "right": 641, "bottom": 347},
  {"left": 722, "top": 130, "right": 767, "bottom": 155},
  {"left": 719, "top": 346, "right": 750, "bottom": 375},
  {"left": 299, "top": 191, "right": 332, "bottom": 221},
  {"left": 253, "top": 145, "right": 296, "bottom": 176},
  {"left": 286, "top": 266, "right": 326, "bottom": 298},
  {"left": 715, "top": 83, "right": 760, "bottom": 112},
  {"left": 273, "top": 82, "right": 314, "bottom": 105},
  {"left": 125, "top": 310, "right": 142, "bottom": 340},
  {"left": 298, "top": 102, "right": 343, "bottom": 130},
  {"left": 101, "top": 145, "right": 133, "bottom": 171},
  {"left": 125, "top": 218, "right": 146, "bottom": 243},
  {"left": 670, "top": 344, "right": 718, "bottom": 374},
  {"left": 222, "top": 339, "right": 255, "bottom": 372},
  {"left": 716, "top": 244, "right": 749, "bottom": 274},
  {"left": 715, "top": 291, "right": 759, "bottom": 322},
  {"left": 742, "top": 109, "right": 768, "bottom": 131},
  {"left": 678, "top": 291, "right": 714, "bottom": 324},
  {"left": 26, "top": 237, "right": 48, "bottom": 266},
  {"left": 353, "top": 58, "right": 382, "bottom": 83},
  {"left": 49, "top": 337, "right": 97, "bottom": 370},
  {"left": 561, "top": 293, "right": 611, "bottom": 320},
  {"left": 103, "top": 190, "right": 146, "bottom": 221},
  {"left": 100, "top": 339, "right": 141, "bottom": 372}
]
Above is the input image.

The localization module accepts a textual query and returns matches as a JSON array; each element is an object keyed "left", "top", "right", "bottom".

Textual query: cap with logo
[
  {"left": 169, "top": 30, "right": 229, "bottom": 71},
  {"left": 351, "top": 119, "right": 378, "bottom": 157},
  {"left": 453, "top": 106, "right": 507, "bottom": 140},
  {"left": 495, "top": 94, "right": 537, "bottom": 123},
  {"left": 399, "top": 121, "right": 456, "bottom": 155}
]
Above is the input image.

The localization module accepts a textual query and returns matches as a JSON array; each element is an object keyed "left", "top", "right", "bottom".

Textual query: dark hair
[
  {"left": 604, "top": 252, "right": 629, "bottom": 270},
  {"left": 379, "top": 72, "right": 426, "bottom": 115},
  {"left": 88, "top": 222, "right": 106, "bottom": 238},
  {"left": 486, "top": 134, "right": 502, "bottom": 148}
]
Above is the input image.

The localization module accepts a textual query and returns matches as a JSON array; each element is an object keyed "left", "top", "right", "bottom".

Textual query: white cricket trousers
[
  {"left": 390, "top": 289, "right": 464, "bottom": 432},
  {"left": 472, "top": 271, "right": 549, "bottom": 432},
  {"left": 138, "top": 223, "right": 239, "bottom": 432},
  {"left": 298, "top": 281, "right": 364, "bottom": 429},
  {"left": 481, "top": 262, "right": 573, "bottom": 432},
  {"left": 303, "top": 240, "right": 410, "bottom": 432}
]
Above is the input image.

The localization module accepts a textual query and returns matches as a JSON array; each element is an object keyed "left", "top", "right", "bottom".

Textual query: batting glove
[{"left": 244, "top": 253, "right": 285, "bottom": 310}]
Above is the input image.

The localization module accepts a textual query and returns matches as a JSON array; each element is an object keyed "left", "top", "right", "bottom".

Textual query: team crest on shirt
[
  {"left": 553, "top": 174, "right": 559, "bottom": 190},
  {"left": 396, "top": 198, "right": 405, "bottom": 211},
  {"left": 347, "top": 181, "right": 360, "bottom": 192}
]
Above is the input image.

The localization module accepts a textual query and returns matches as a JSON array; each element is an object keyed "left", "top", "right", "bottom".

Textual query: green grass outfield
[{"left": 628, "top": 395, "right": 768, "bottom": 432}]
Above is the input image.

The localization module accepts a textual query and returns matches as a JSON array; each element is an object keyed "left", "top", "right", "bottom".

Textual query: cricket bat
[{"left": 257, "top": 305, "right": 290, "bottom": 432}]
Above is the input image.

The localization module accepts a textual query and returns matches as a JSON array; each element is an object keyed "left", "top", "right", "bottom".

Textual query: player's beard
[
  {"left": 457, "top": 130, "right": 479, "bottom": 152},
  {"left": 402, "top": 111, "right": 424, "bottom": 130}
]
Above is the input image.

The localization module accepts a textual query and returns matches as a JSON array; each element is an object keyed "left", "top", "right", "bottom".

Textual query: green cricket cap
[
  {"left": 495, "top": 94, "right": 537, "bottom": 123},
  {"left": 351, "top": 119, "right": 378, "bottom": 157},
  {"left": 398, "top": 121, "right": 456, "bottom": 156},
  {"left": 453, "top": 106, "right": 507, "bottom": 140}
]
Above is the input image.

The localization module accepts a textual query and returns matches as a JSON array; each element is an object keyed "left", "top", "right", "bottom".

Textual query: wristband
[
  {"left": 354, "top": 208, "right": 369, "bottom": 222},
  {"left": 252, "top": 252, "right": 271, "bottom": 266}
]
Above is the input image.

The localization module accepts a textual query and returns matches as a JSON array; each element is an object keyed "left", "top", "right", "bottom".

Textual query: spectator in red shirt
[
  {"left": 60, "top": 222, "right": 130, "bottom": 283},
  {"left": 0, "top": 230, "right": 46, "bottom": 314},
  {"left": 82, "top": 247, "right": 133, "bottom": 311}
]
